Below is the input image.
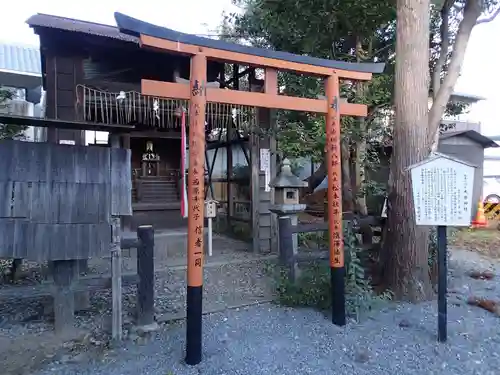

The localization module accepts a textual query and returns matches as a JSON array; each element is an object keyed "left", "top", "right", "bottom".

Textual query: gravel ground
[
  {"left": 0, "top": 231, "right": 274, "bottom": 375},
  {"left": 29, "top": 248, "right": 500, "bottom": 375},
  {"left": 0, "top": 259, "right": 274, "bottom": 334}
]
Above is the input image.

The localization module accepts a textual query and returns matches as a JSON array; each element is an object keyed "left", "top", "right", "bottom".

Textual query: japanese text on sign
[
  {"left": 409, "top": 156, "right": 475, "bottom": 227},
  {"left": 191, "top": 80, "right": 206, "bottom": 97},
  {"left": 205, "top": 200, "right": 217, "bottom": 218},
  {"left": 326, "top": 90, "right": 343, "bottom": 268},
  {"left": 260, "top": 148, "right": 271, "bottom": 192},
  {"left": 187, "top": 64, "right": 207, "bottom": 286}
]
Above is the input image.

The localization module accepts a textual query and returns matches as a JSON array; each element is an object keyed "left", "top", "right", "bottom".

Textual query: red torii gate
[{"left": 114, "top": 12, "right": 385, "bottom": 365}]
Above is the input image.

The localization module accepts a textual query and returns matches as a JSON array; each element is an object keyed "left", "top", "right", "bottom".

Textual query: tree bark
[
  {"left": 429, "top": 0, "right": 452, "bottom": 152},
  {"left": 427, "top": 0, "right": 484, "bottom": 147},
  {"left": 382, "top": 0, "right": 433, "bottom": 301}
]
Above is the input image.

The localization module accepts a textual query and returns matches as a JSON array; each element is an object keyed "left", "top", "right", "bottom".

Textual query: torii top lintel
[{"left": 114, "top": 12, "right": 385, "bottom": 81}]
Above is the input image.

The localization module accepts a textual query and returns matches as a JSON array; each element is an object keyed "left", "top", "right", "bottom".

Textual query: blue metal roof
[{"left": 0, "top": 42, "right": 41, "bottom": 76}]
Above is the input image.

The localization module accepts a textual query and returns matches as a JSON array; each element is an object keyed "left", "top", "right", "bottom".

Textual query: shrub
[{"left": 275, "top": 222, "right": 392, "bottom": 320}]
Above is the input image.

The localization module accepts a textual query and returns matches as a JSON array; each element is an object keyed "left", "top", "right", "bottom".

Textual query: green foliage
[
  {"left": 225, "top": 0, "right": 476, "bottom": 156},
  {"left": 0, "top": 89, "right": 13, "bottom": 103},
  {"left": 276, "top": 223, "right": 392, "bottom": 320},
  {"left": 298, "top": 231, "right": 327, "bottom": 249},
  {"left": 225, "top": 0, "right": 397, "bottom": 160},
  {"left": 0, "top": 88, "right": 27, "bottom": 140}
]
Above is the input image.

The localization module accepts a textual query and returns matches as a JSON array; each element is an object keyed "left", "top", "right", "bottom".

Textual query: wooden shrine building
[{"left": 27, "top": 12, "right": 384, "bottom": 252}]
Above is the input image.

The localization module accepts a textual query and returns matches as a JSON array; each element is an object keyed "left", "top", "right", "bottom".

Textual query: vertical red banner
[{"left": 181, "top": 109, "right": 188, "bottom": 218}]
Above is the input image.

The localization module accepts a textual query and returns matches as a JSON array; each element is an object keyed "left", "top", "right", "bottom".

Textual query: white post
[{"left": 207, "top": 217, "right": 213, "bottom": 257}]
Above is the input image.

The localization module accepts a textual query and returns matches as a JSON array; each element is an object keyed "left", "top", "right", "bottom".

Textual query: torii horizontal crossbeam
[{"left": 142, "top": 80, "right": 367, "bottom": 117}]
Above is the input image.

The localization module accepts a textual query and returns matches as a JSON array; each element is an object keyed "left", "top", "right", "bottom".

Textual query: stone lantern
[{"left": 269, "top": 159, "right": 308, "bottom": 251}]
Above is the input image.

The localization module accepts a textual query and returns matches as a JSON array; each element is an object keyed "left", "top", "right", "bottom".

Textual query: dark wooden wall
[
  {"left": 0, "top": 140, "right": 131, "bottom": 261},
  {"left": 39, "top": 30, "right": 86, "bottom": 144},
  {"left": 33, "top": 27, "right": 224, "bottom": 150}
]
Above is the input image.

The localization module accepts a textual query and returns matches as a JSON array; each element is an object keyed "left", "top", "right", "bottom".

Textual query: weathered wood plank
[
  {"left": 0, "top": 140, "right": 130, "bottom": 261},
  {"left": 98, "top": 146, "right": 112, "bottom": 184},
  {"left": 52, "top": 260, "right": 76, "bottom": 335},
  {"left": 0, "top": 222, "right": 112, "bottom": 261},
  {"left": 251, "top": 133, "right": 260, "bottom": 253},
  {"left": 11, "top": 141, "right": 33, "bottom": 181},
  {"left": 0, "top": 182, "right": 13, "bottom": 217},
  {"left": 2, "top": 142, "right": 113, "bottom": 184},
  {"left": 11, "top": 182, "right": 31, "bottom": 218},
  {"left": 49, "top": 224, "right": 67, "bottom": 260},
  {"left": 110, "top": 148, "right": 132, "bottom": 216},
  {"left": 72, "top": 145, "right": 88, "bottom": 183},
  {"left": 269, "top": 110, "right": 278, "bottom": 253},
  {"left": 0, "top": 140, "right": 15, "bottom": 181},
  {"left": 292, "top": 222, "right": 328, "bottom": 234},
  {"left": 29, "top": 223, "right": 51, "bottom": 261},
  {"left": 24, "top": 182, "right": 110, "bottom": 224},
  {"left": 259, "top": 238, "right": 271, "bottom": 252},
  {"left": 295, "top": 251, "right": 330, "bottom": 262},
  {"left": 0, "top": 220, "right": 16, "bottom": 258},
  {"left": 29, "top": 183, "right": 56, "bottom": 223},
  {"left": 56, "top": 183, "right": 75, "bottom": 223},
  {"left": 259, "top": 225, "right": 272, "bottom": 240},
  {"left": 259, "top": 202, "right": 272, "bottom": 214},
  {"left": 0, "top": 273, "right": 140, "bottom": 300},
  {"left": 109, "top": 134, "right": 123, "bottom": 341},
  {"left": 12, "top": 220, "right": 28, "bottom": 259},
  {"left": 259, "top": 213, "right": 271, "bottom": 227},
  {"left": 96, "top": 222, "right": 111, "bottom": 257}
]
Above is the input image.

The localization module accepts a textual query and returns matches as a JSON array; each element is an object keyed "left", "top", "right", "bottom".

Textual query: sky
[
  {"left": 0, "top": 1, "right": 498, "bottom": 167},
  {"left": 0, "top": 0, "right": 237, "bottom": 44}
]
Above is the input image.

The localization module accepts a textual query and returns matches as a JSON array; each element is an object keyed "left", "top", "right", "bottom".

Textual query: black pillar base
[
  {"left": 185, "top": 285, "right": 203, "bottom": 365},
  {"left": 331, "top": 266, "right": 346, "bottom": 326}
]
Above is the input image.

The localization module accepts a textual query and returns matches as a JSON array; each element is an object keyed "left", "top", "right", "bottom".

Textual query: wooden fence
[
  {"left": 277, "top": 214, "right": 384, "bottom": 282},
  {"left": 0, "top": 140, "right": 131, "bottom": 260},
  {"left": 0, "top": 225, "right": 155, "bottom": 334}
]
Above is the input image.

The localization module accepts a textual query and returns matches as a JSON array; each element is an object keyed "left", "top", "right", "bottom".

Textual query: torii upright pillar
[
  {"left": 185, "top": 53, "right": 207, "bottom": 366},
  {"left": 325, "top": 72, "right": 346, "bottom": 326}
]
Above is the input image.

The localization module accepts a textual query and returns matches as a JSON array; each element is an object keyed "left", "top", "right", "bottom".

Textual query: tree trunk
[
  {"left": 305, "top": 156, "right": 327, "bottom": 192},
  {"left": 354, "top": 140, "right": 368, "bottom": 215},
  {"left": 382, "top": 0, "right": 433, "bottom": 301}
]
